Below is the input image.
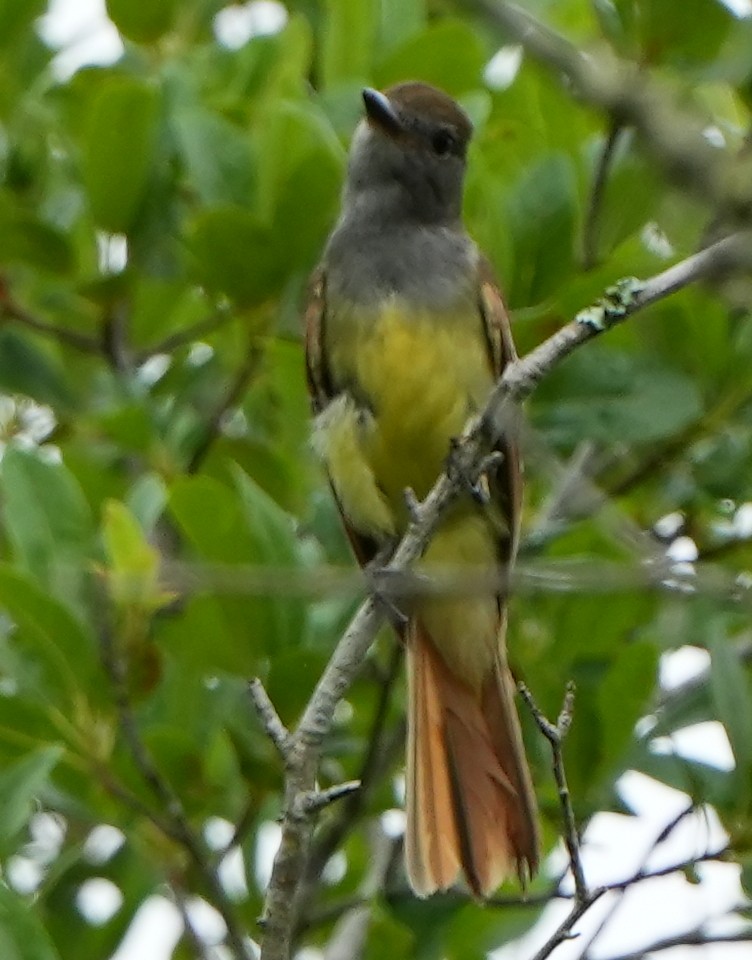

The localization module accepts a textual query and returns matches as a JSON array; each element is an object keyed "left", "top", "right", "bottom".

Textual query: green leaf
[
  {"left": 232, "top": 466, "right": 307, "bottom": 651},
  {"left": 0, "top": 565, "right": 97, "bottom": 707},
  {"left": 533, "top": 346, "right": 703, "bottom": 448},
  {"left": 0, "top": 746, "right": 63, "bottom": 856},
  {"left": 260, "top": 99, "right": 343, "bottom": 204},
  {"left": 155, "top": 593, "right": 250, "bottom": 676},
  {"left": 126, "top": 473, "right": 167, "bottom": 533},
  {"left": 320, "top": 0, "right": 377, "bottom": 88},
  {"left": 594, "top": 131, "right": 663, "bottom": 258},
  {"left": 597, "top": 641, "right": 659, "bottom": 778},
  {"left": 709, "top": 626, "right": 752, "bottom": 801},
  {"left": 82, "top": 77, "right": 161, "bottom": 233},
  {"left": 0, "top": 204, "right": 74, "bottom": 274},
  {"left": 0, "top": 447, "right": 94, "bottom": 594},
  {"left": 638, "top": 0, "right": 733, "bottom": 66},
  {"left": 504, "top": 152, "right": 579, "bottom": 306},
  {"left": 593, "top": 0, "right": 634, "bottom": 54},
  {"left": 172, "top": 106, "right": 255, "bottom": 206},
  {"left": 0, "top": 331, "right": 76, "bottom": 410},
  {"left": 102, "top": 500, "right": 157, "bottom": 576},
  {"left": 106, "top": 0, "right": 178, "bottom": 44},
  {"left": 187, "top": 206, "right": 282, "bottom": 306},
  {"left": 0, "top": 0, "right": 46, "bottom": 50},
  {"left": 102, "top": 500, "right": 167, "bottom": 610},
  {"left": 186, "top": 100, "right": 341, "bottom": 300},
  {"left": 128, "top": 276, "right": 207, "bottom": 348},
  {"left": 259, "top": 104, "right": 343, "bottom": 270},
  {"left": 634, "top": 751, "right": 731, "bottom": 810},
  {"left": 638, "top": 287, "right": 733, "bottom": 392},
  {"left": 0, "top": 884, "right": 62, "bottom": 960},
  {"left": 377, "top": 0, "right": 425, "bottom": 52},
  {"left": 228, "top": 14, "right": 313, "bottom": 102},
  {"left": 375, "top": 20, "right": 487, "bottom": 94},
  {"left": 166, "top": 474, "right": 308, "bottom": 675}
]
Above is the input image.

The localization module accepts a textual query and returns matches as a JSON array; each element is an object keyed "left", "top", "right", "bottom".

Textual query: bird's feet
[
  {"left": 446, "top": 435, "right": 504, "bottom": 506},
  {"left": 365, "top": 546, "right": 409, "bottom": 632}
]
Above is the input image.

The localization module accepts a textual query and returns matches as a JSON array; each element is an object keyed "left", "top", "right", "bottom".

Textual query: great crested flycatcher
[{"left": 305, "top": 82, "right": 539, "bottom": 897}]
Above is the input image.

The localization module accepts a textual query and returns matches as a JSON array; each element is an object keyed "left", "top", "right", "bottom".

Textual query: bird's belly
[{"left": 317, "top": 301, "right": 493, "bottom": 538}]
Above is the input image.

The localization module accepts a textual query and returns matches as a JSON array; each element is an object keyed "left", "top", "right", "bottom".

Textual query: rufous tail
[{"left": 405, "top": 622, "right": 539, "bottom": 898}]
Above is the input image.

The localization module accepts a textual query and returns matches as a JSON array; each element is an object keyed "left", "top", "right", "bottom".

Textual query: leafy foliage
[{"left": 0, "top": 0, "right": 751, "bottom": 958}]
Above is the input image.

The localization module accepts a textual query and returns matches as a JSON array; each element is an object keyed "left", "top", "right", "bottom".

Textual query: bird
[{"left": 304, "top": 81, "right": 539, "bottom": 898}]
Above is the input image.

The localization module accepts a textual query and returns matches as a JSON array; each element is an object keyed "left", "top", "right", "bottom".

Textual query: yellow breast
[{"left": 316, "top": 299, "right": 493, "bottom": 539}]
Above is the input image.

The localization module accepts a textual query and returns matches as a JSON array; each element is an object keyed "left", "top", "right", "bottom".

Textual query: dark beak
[{"left": 362, "top": 88, "right": 403, "bottom": 136}]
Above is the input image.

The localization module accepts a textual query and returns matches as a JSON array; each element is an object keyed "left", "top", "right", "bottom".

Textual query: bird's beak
[{"left": 362, "top": 88, "right": 403, "bottom": 136}]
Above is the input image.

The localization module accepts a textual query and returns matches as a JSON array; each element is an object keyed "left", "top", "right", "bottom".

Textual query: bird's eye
[{"left": 431, "top": 129, "right": 455, "bottom": 156}]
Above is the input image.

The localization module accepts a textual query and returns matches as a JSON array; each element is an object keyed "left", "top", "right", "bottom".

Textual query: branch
[
  {"left": 323, "top": 826, "right": 399, "bottom": 960},
  {"left": 300, "top": 641, "right": 404, "bottom": 894},
  {"left": 171, "top": 886, "right": 215, "bottom": 960},
  {"left": 299, "top": 781, "right": 362, "bottom": 814},
  {"left": 520, "top": 682, "right": 586, "bottom": 904},
  {"left": 529, "top": 817, "right": 729, "bottom": 960},
  {"left": 469, "top": 1, "right": 735, "bottom": 212},
  {"left": 572, "top": 802, "right": 697, "bottom": 960},
  {"left": 249, "top": 678, "right": 292, "bottom": 761},
  {"left": 136, "top": 305, "right": 234, "bottom": 361},
  {"left": 0, "top": 296, "right": 101, "bottom": 354},
  {"left": 187, "top": 341, "right": 262, "bottom": 473},
  {"left": 582, "top": 122, "right": 624, "bottom": 270},
  {"left": 258, "top": 232, "right": 751, "bottom": 960},
  {"left": 603, "top": 846, "right": 730, "bottom": 894},
  {"left": 527, "top": 440, "right": 599, "bottom": 545},
  {"left": 514, "top": 683, "right": 602, "bottom": 960},
  {"left": 102, "top": 302, "right": 133, "bottom": 375},
  {"left": 377, "top": 845, "right": 730, "bottom": 915},
  {"left": 497, "top": 232, "right": 750, "bottom": 410},
  {"left": 604, "top": 928, "right": 752, "bottom": 960}
]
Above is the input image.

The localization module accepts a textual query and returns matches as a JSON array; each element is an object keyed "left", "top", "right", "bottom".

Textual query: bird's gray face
[{"left": 345, "top": 85, "right": 473, "bottom": 226}]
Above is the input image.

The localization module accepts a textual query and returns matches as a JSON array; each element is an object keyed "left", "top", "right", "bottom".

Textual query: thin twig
[
  {"left": 529, "top": 896, "right": 605, "bottom": 960},
  {"left": 603, "top": 845, "right": 729, "bottom": 893},
  {"left": 323, "top": 826, "right": 400, "bottom": 960},
  {"left": 527, "top": 842, "right": 730, "bottom": 959},
  {"left": 0, "top": 297, "right": 102, "bottom": 354},
  {"left": 102, "top": 302, "right": 132, "bottom": 374},
  {"left": 582, "top": 121, "right": 624, "bottom": 270},
  {"left": 520, "top": 682, "right": 587, "bottom": 904},
  {"left": 528, "top": 440, "right": 598, "bottom": 544},
  {"left": 469, "top": 0, "right": 730, "bottom": 209},
  {"left": 187, "top": 341, "right": 263, "bottom": 473},
  {"left": 249, "top": 679, "right": 292, "bottom": 761},
  {"left": 604, "top": 928, "right": 752, "bottom": 960},
  {"left": 137, "top": 306, "right": 234, "bottom": 361},
  {"left": 299, "top": 781, "right": 362, "bottom": 814},
  {"left": 301, "top": 641, "right": 404, "bottom": 890},
  {"left": 375, "top": 846, "right": 730, "bottom": 916},
  {"left": 93, "top": 765, "right": 185, "bottom": 844},
  {"left": 171, "top": 887, "right": 216, "bottom": 960},
  {"left": 573, "top": 801, "right": 697, "bottom": 960}
]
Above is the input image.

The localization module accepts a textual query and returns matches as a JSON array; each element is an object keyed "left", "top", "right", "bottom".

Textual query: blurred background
[{"left": 1, "top": 0, "right": 752, "bottom": 958}]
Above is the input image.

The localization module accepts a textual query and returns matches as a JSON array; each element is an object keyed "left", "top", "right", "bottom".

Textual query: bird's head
[{"left": 346, "top": 82, "right": 474, "bottom": 225}]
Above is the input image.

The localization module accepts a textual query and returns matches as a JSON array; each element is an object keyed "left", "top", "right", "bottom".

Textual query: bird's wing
[
  {"left": 303, "top": 267, "right": 380, "bottom": 568},
  {"left": 477, "top": 257, "right": 523, "bottom": 568},
  {"left": 303, "top": 267, "right": 332, "bottom": 414}
]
